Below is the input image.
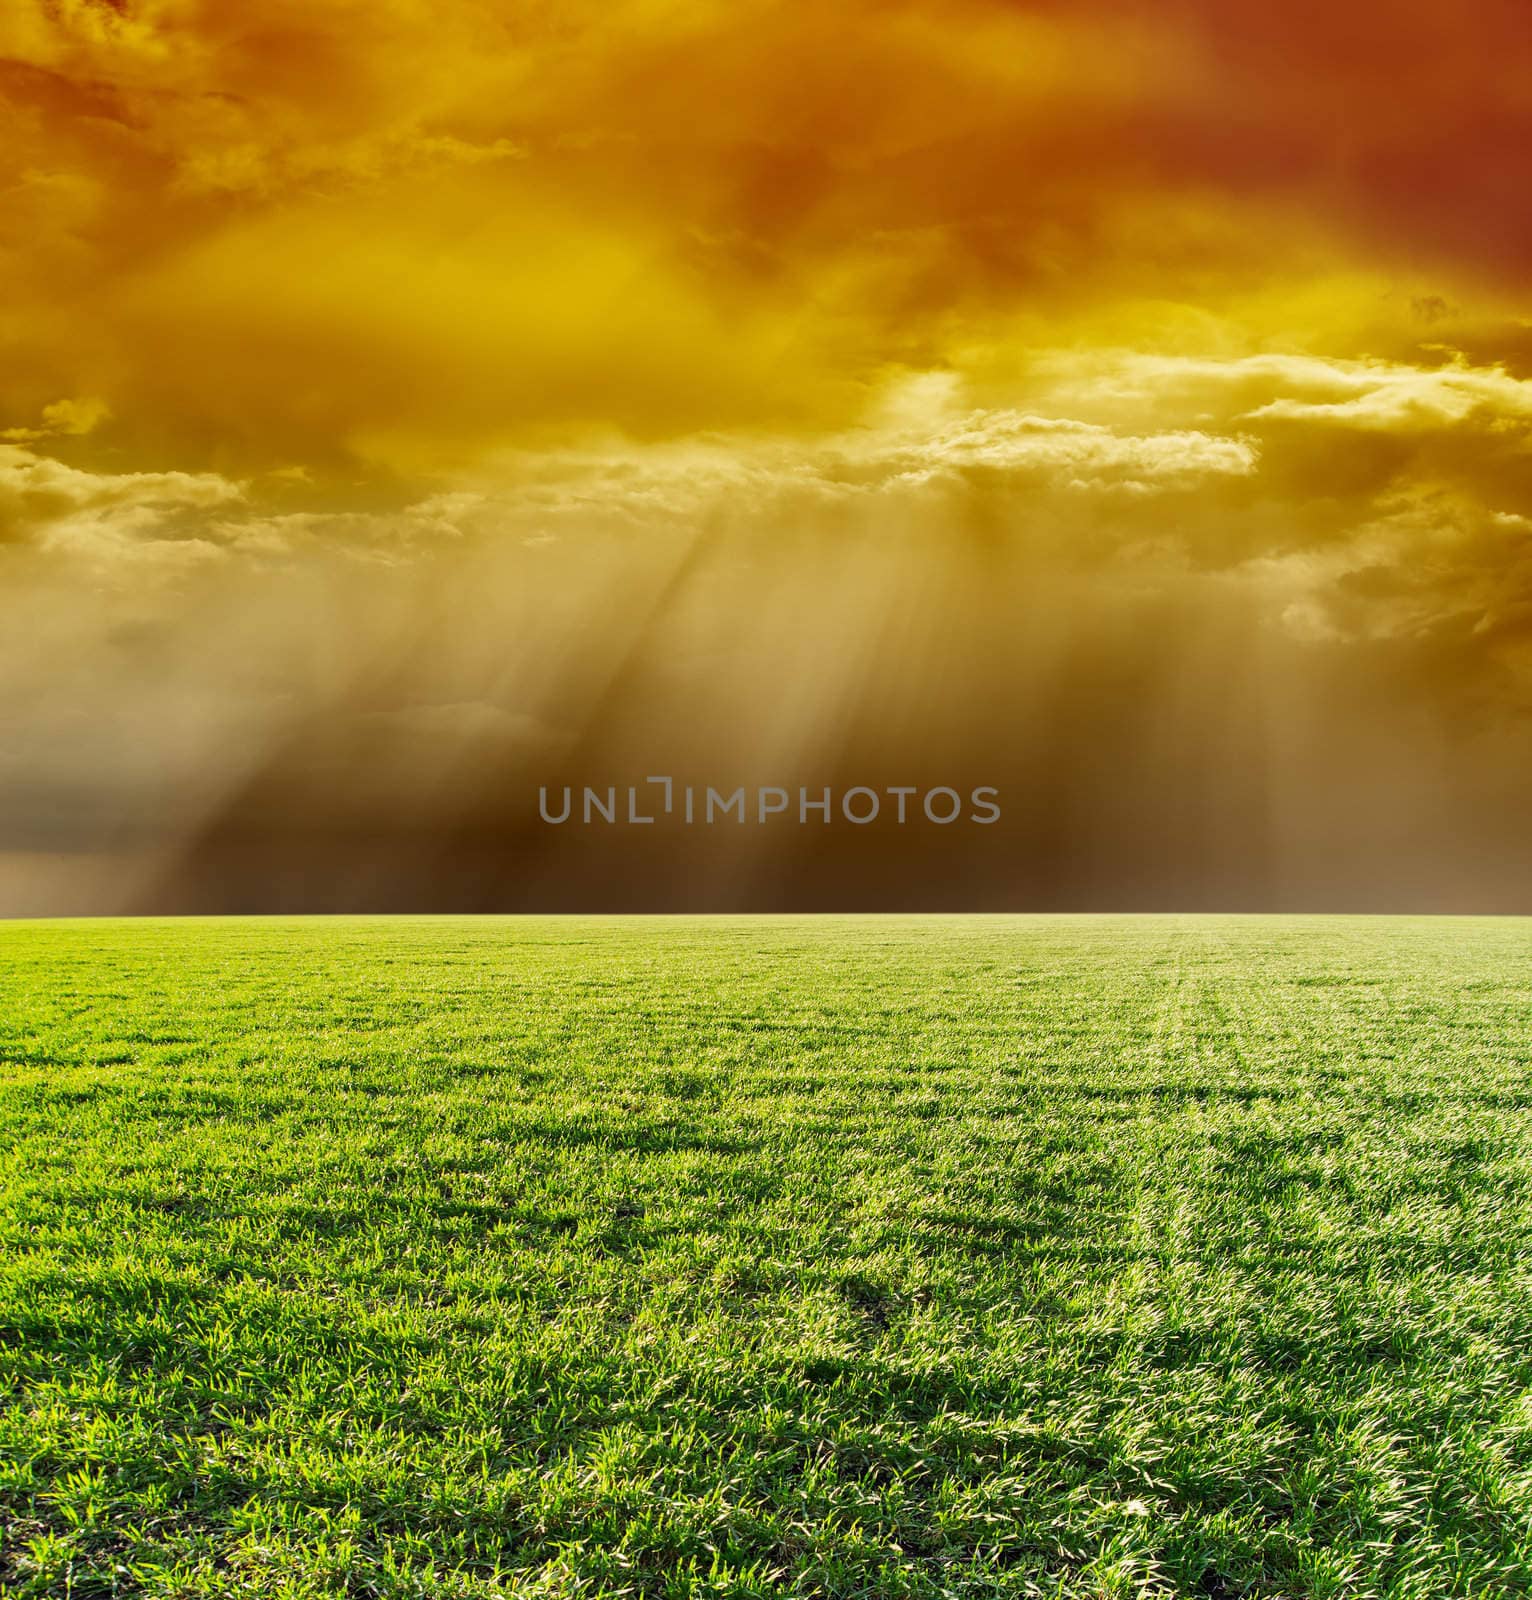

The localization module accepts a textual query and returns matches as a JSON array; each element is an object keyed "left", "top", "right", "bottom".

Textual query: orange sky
[{"left": 2, "top": 0, "right": 1531, "bottom": 911}]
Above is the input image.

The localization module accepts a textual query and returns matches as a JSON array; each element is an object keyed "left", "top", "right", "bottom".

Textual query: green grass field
[{"left": 3, "top": 916, "right": 1532, "bottom": 1599}]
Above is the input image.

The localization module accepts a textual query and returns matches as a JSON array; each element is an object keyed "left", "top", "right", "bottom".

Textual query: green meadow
[{"left": 2, "top": 915, "right": 1531, "bottom": 1599}]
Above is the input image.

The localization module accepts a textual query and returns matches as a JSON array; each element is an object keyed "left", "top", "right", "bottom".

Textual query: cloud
[
  {"left": 1242, "top": 362, "right": 1532, "bottom": 431},
  {"left": 0, "top": 441, "right": 241, "bottom": 552},
  {"left": 1024, "top": 351, "right": 1532, "bottom": 428},
  {"left": 6, "top": 344, "right": 1518, "bottom": 677},
  {"left": 440, "top": 392, "right": 1261, "bottom": 539},
  {"left": 0, "top": 395, "right": 111, "bottom": 443},
  {"left": 891, "top": 411, "right": 1257, "bottom": 492},
  {"left": 5, "top": 0, "right": 1532, "bottom": 477}
]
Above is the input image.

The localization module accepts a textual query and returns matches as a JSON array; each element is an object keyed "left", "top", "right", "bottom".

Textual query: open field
[{"left": 2, "top": 916, "right": 1532, "bottom": 1599}]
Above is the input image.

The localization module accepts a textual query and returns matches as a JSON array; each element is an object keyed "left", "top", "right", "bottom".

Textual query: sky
[{"left": 2, "top": 0, "right": 1531, "bottom": 912}]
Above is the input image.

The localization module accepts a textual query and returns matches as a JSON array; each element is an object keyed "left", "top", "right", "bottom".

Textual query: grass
[{"left": 2, "top": 915, "right": 1531, "bottom": 1599}]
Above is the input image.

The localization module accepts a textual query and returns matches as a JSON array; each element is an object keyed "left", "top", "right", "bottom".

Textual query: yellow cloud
[
  {"left": 0, "top": 442, "right": 241, "bottom": 554},
  {"left": 0, "top": 395, "right": 111, "bottom": 443},
  {"left": 1244, "top": 362, "right": 1532, "bottom": 431}
]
